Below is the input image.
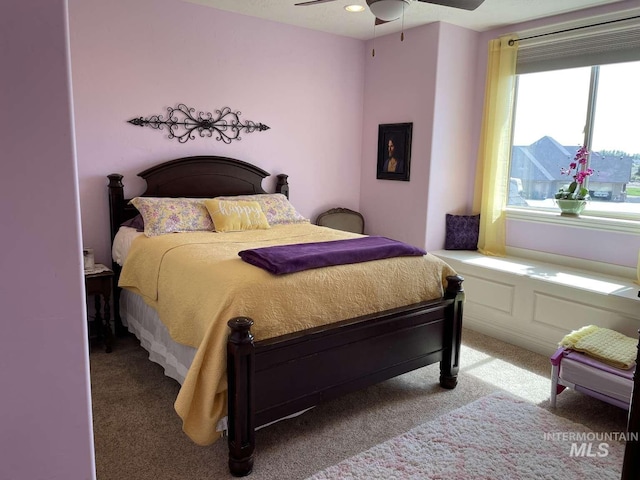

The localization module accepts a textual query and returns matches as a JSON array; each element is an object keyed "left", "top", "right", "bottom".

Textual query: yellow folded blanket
[{"left": 560, "top": 325, "right": 638, "bottom": 370}]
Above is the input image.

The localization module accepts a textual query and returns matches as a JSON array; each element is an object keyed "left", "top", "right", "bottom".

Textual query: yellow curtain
[{"left": 473, "top": 35, "right": 519, "bottom": 256}]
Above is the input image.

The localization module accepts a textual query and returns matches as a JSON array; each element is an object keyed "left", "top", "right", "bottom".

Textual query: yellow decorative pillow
[
  {"left": 204, "top": 199, "right": 270, "bottom": 232},
  {"left": 216, "top": 193, "right": 308, "bottom": 225}
]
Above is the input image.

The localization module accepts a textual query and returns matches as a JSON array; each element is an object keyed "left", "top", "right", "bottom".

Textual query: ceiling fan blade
[
  {"left": 415, "top": 0, "right": 485, "bottom": 11},
  {"left": 294, "top": 0, "right": 337, "bottom": 5}
]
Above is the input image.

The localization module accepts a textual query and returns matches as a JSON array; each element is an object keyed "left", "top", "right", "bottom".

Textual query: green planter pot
[{"left": 556, "top": 199, "right": 587, "bottom": 217}]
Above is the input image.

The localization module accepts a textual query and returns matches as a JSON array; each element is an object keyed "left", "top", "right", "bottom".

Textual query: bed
[{"left": 107, "top": 155, "right": 465, "bottom": 477}]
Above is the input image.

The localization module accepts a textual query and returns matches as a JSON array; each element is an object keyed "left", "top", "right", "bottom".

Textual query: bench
[
  {"left": 550, "top": 347, "right": 634, "bottom": 410},
  {"left": 432, "top": 249, "right": 639, "bottom": 356}
]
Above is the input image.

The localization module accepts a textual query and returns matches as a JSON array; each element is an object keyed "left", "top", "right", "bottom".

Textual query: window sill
[{"left": 506, "top": 207, "right": 640, "bottom": 235}]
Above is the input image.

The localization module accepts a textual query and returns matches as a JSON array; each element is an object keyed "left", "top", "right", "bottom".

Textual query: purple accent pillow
[
  {"left": 121, "top": 214, "right": 145, "bottom": 232},
  {"left": 445, "top": 214, "right": 479, "bottom": 250}
]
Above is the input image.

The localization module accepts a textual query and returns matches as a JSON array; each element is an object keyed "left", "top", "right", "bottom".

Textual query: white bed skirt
[{"left": 120, "top": 289, "right": 196, "bottom": 385}]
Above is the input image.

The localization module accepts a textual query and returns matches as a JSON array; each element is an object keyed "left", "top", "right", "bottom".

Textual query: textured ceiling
[{"left": 184, "top": 0, "right": 626, "bottom": 40}]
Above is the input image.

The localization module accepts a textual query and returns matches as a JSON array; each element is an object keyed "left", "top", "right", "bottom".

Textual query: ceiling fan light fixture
[
  {"left": 367, "top": 0, "right": 411, "bottom": 22},
  {"left": 344, "top": 4, "right": 365, "bottom": 12}
]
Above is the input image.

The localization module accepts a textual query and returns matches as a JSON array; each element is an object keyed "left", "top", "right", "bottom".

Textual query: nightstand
[{"left": 85, "top": 264, "right": 114, "bottom": 353}]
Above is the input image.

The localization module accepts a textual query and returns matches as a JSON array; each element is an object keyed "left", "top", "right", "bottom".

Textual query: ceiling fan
[{"left": 294, "top": 0, "right": 485, "bottom": 23}]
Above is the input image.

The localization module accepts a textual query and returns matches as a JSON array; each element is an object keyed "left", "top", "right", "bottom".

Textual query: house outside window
[{"left": 507, "top": 61, "right": 640, "bottom": 220}]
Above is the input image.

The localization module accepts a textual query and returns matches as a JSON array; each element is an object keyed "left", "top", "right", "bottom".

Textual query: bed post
[
  {"left": 227, "top": 317, "right": 256, "bottom": 477},
  {"left": 440, "top": 274, "right": 464, "bottom": 389},
  {"left": 107, "top": 174, "right": 125, "bottom": 242},
  {"left": 275, "top": 174, "right": 289, "bottom": 199},
  {"left": 107, "top": 174, "right": 126, "bottom": 336}
]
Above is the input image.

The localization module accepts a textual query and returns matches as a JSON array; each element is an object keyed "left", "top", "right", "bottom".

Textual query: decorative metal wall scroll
[{"left": 128, "top": 104, "right": 270, "bottom": 144}]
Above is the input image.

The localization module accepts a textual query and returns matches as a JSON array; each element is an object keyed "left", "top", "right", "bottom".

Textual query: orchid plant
[{"left": 555, "top": 145, "right": 594, "bottom": 201}]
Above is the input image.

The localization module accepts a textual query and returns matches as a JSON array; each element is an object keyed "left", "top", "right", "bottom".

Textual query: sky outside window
[
  {"left": 513, "top": 67, "right": 590, "bottom": 149},
  {"left": 513, "top": 62, "right": 640, "bottom": 156},
  {"left": 592, "top": 62, "right": 640, "bottom": 155}
]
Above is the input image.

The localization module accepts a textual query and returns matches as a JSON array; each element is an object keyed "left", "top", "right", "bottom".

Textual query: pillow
[
  {"left": 204, "top": 199, "right": 270, "bottom": 233},
  {"left": 445, "top": 213, "right": 480, "bottom": 250},
  {"left": 130, "top": 197, "right": 213, "bottom": 237},
  {"left": 121, "top": 213, "right": 145, "bottom": 232},
  {"left": 216, "top": 193, "right": 308, "bottom": 225}
]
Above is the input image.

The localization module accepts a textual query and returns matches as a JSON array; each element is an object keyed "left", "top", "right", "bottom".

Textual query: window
[{"left": 508, "top": 60, "right": 640, "bottom": 220}]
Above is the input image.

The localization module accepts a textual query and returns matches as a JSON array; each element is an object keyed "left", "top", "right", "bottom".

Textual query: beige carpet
[{"left": 89, "top": 328, "right": 629, "bottom": 480}]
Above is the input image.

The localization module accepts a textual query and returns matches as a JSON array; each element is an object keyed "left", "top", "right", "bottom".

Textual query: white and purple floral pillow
[{"left": 130, "top": 197, "right": 213, "bottom": 237}]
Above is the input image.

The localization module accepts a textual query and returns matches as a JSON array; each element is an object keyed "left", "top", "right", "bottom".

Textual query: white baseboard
[{"left": 462, "top": 314, "right": 558, "bottom": 357}]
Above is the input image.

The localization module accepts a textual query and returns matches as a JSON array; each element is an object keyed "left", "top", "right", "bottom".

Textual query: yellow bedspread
[{"left": 119, "top": 223, "right": 456, "bottom": 445}]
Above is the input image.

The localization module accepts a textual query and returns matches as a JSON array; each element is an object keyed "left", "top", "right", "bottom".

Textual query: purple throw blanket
[{"left": 238, "top": 236, "right": 426, "bottom": 275}]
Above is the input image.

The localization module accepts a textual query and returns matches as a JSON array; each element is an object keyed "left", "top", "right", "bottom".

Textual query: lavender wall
[
  {"left": 69, "top": 0, "right": 365, "bottom": 266},
  {"left": 426, "top": 23, "right": 481, "bottom": 251},
  {"left": 360, "top": 22, "right": 480, "bottom": 250},
  {"left": 360, "top": 24, "right": 438, "bottom": 247},
  {"left": 71, "top": 0, "right": 638, "bottom": 268},
  {"left": 1, "top": 1, "right": 95, "bottom": 479}
]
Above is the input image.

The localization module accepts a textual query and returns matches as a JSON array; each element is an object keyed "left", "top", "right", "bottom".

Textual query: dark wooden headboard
[
  {"left": 106, "top": 155, "right": 289, "bottom": 335},
  {"left": 107, "top": 155, "right": 289, "bottom": 243}
]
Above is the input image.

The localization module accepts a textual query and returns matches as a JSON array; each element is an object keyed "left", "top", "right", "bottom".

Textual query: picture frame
[{"left": 376, "top": 122, "right": 413, "bottom": 181}]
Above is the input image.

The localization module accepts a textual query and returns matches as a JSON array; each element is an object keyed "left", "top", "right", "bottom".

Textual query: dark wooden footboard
[{"left": 227, "top": 274, "right": 464, "bottom": 477}]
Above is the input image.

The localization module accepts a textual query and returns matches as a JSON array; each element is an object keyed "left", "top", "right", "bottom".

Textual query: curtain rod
[{"left": 508, "top": 14, "right": 640, "bottom": 46}]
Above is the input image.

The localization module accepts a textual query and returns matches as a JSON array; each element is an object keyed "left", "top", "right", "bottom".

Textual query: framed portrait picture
[{"left": 376, "top": 122, "right": 413, "bottom": 181}]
